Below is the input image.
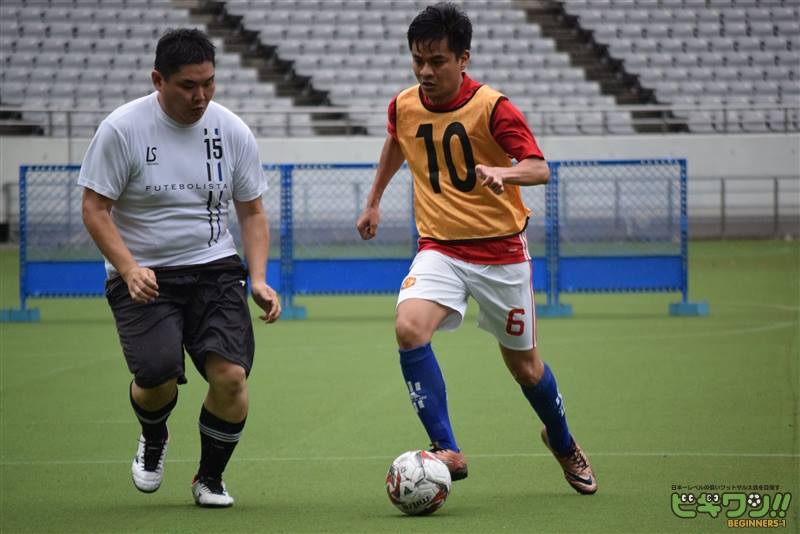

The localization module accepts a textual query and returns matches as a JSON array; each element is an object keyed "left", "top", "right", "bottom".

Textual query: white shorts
[{"left": 397, "top": 250, "right": 537, "bottom": 350}]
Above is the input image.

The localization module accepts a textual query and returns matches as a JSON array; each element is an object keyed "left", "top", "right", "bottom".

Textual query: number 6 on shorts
[{"left": 505, "top": 308, "right": 525, "bottom": 336}]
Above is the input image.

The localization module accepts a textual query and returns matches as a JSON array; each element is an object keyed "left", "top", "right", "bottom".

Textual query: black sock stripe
[
  {"left": 136, "top": 411, "right": 172, "bottom": 425},
  {"left": 199, "top": 422, "right": 242, "bottom": 443},
  {"left": 199, "top": 405, "right": 246, "bottom": 433}
]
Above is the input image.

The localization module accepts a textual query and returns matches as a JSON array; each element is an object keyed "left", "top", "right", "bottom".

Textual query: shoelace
[
  {"left": 198, "top": 477, "right": 225, "bottom": 495},
  {"left": 142, "top": 440, "right": 166, "bottom": 472},
  {"left": 566, "top": 446, "right": 589, "bottom": 472},
  {"left": 428, "top": 446, "right": 455, "bottom": 460},
  {"left": 428, "top": 446, "right": 465, "bottom": 472}
]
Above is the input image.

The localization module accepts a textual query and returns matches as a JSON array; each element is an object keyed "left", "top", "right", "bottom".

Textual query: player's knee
[
  {"left": 506, "top": 357, "right": 541, "bottom": 386},
  {"left": 207, "top": 360, "right": 247, "bottom": 397},
  {"left": 395, "top": 316, "right": 430, "bottom": 350},
  {"left": 501, "top": 346, "right": 543, "bottom": 386},
  {"left": 509, "top": 365, "right": 538, "bottom": 386},
  {"left": 132, "top": 377, "right": 178, "bottom": 410},
  {"left": 135, "top": 362, "right": 182, "bottom": 393}
]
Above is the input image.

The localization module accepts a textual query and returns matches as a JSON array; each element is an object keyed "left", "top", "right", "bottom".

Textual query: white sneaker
[
  {"left": 192, "top": 475, "right": 234, "bottom": 507},
  {"left": 131, "top": 434, "right": 168, "bottom": 493}
]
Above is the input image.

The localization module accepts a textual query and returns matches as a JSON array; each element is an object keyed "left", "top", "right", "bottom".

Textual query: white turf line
[
  {"left": 726, "top": 301, "right": 800, "bottom": 312},
  {"left": 2, "top": 451, "right": 798, "bottom": 466},
  {"left": 443, "top": 320, "right": 798, "bottom": 349}
]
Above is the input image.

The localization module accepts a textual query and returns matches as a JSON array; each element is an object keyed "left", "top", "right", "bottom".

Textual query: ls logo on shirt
[{"left": 146, "top": 146, "right": 158, "bottom": 165}]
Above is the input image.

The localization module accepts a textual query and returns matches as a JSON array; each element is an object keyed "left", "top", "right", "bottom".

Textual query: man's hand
[
  {"left": 251, "top": 281, "right": 281, "bottom": 323},
  {"left": 476, "top": 164, "right": 505, "bottom": 195},
  {"left": 121, "top": 265, "right": 159, "bottom": 304},
  {"left": 356, "top": 207, "right": 380, "bottom": 240}
]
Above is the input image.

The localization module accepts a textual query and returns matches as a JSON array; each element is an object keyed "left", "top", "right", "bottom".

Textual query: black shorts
[{"left": 106, "top": 256, "right": 255, "bottom": 388}]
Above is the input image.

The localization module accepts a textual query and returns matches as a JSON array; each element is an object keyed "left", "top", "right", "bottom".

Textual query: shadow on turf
[{"left": 373, "top": 490, "right": 619, "bottom": 519}]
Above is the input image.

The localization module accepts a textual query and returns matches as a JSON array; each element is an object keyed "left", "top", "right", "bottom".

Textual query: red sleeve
[
  {"left": 387, "top": 96, "right": 398, "bottom": 140},
  {"left": 490, "top": 97, "right": 544, "bottom": 161}
]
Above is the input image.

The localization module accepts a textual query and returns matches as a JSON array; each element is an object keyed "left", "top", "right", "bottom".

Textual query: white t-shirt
[{"left": 78, "top": 92, "right": 266, "bottom": 277}]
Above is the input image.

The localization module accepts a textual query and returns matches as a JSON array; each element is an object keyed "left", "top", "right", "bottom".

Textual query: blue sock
[
  {"left": 520, "top": 362, "right": 573, "bottom": 455},
  {"left": 399, "top": 343, "right": 459, "bottom": 452}
]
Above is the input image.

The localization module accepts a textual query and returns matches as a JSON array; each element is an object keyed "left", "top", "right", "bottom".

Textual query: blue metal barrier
[{"left": 0, "top": 160, "right": 708, "bottom": 322}]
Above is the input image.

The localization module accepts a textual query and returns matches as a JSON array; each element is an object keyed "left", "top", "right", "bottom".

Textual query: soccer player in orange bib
[{"left": 357, "top": 3, "right": 596, "bottom": 494}]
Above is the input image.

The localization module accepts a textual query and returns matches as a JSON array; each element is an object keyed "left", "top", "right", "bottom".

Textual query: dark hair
[
  {"left": 154, "top": 28, "right": 215, "bottom": 80},
  {"left": 407, "top": 2, "right": 472, "bottom": 57}
]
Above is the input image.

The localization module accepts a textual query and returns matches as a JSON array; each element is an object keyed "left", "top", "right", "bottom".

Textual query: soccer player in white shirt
[{"left": 79, "top": 28, "right": 280, "bottom": 508}]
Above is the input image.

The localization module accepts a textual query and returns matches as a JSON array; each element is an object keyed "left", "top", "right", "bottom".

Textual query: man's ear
[
  {"left": 151, "top": 70, "right": 163, "bottom": 90},
  {"left": 459, "top": 50, "right": 471, "bottom": 71}
]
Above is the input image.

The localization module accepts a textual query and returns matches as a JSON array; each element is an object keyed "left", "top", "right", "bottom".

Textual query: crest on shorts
[{"left": 401, "top": 276, "right": 416, "bottom": 289}]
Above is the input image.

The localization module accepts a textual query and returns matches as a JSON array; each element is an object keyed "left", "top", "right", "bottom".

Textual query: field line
[
  {"left": 725, "top": 302, "right": 800, "bottom": 312},
  {"left": 450, "top": 320, "right": 798, "bottom": 349},
  {"left": 2, "top": 451, "right": 798, "bottom": 466}
]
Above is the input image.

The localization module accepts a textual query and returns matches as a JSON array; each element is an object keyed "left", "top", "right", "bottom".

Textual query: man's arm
[
  {"left": 477, "top": 157, "right": 550, "bottom": 195},
  {"left": 356, "top": 135, "right": 406, "bottom": 240},
  {"left": 478, "top": 96, "right": 550, "bottom": 194},
  {"left": 81, "top": 187, "right": 158, "bottom": 303},
  {"left": 234, "top": 196, "right": 281, "bottom": 323}
]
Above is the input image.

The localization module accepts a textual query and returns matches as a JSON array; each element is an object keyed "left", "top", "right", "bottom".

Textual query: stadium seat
[
  {"left": 748, "top": 20, "right": 776, "bottom": 36},
  {"left": 775, "top": 49, "right": 797, "bottom": 67},
  {"left": 3, "top": 0, "right": 797, "bottom": 137},
  {"left": 725, "top": 94, "right": 751, "bottom": 107},
  {"left": 704, "top": 80, "right": 730, "bottom": 95},
  {"left": 55, "top": 54, "right": 84, "bottom": 69},
  {"left": 607, "top": 111, "right": 636, "bottom": 134},
  {"left": 551, "top": 112, "right": 581, "bottom": 135},
  {"left": 35, "top": 52, "right": 62, "bottom": 68},
  {"left": 672, "top": 9, "right": 698, "bottom": 24},
  {"left": 767, "top": 109, "right": 794, "bottom": 132},
  {"left": 563, "top": 0, "right": 800, "bottom": 133},
  {"left": 578, "top": 111, "right": 606, "bottom": 135}
]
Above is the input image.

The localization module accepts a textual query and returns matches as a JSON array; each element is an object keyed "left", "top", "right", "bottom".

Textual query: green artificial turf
[{"left": 1, "top": 240, "right": 798, "bottom": 533}]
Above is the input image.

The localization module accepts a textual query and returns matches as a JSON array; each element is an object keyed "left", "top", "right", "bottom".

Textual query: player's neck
[
  {"left": 426, "top": 74, "right": 464, "bottom": 107},
  {"left": 155, "top": 92, "right": 201, "bottom": 127}
]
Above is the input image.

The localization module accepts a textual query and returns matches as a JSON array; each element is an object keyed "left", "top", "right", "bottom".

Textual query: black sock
[
  {"left": 129, "top": 382, "right": 177, "bottom": 442},
  {"left": 198, "top": 405, "right": 246, "bottom": 480}
]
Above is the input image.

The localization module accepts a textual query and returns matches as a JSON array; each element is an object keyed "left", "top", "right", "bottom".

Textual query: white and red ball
[{"left": 385, "top": 450, "right": 451, "bottom": 515}]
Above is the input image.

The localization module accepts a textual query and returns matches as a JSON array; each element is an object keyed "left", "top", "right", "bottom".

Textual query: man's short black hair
[
  {"left": 407, "top": 2, "right": 472, "bottom": 57},
  {"left": 154, "top": 28, "right": 215, "bottom": 80}
]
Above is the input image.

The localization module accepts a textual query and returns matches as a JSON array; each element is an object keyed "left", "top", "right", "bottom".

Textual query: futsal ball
[{"left": 385, "top": 450, "right": 451, "bottom": 515}]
